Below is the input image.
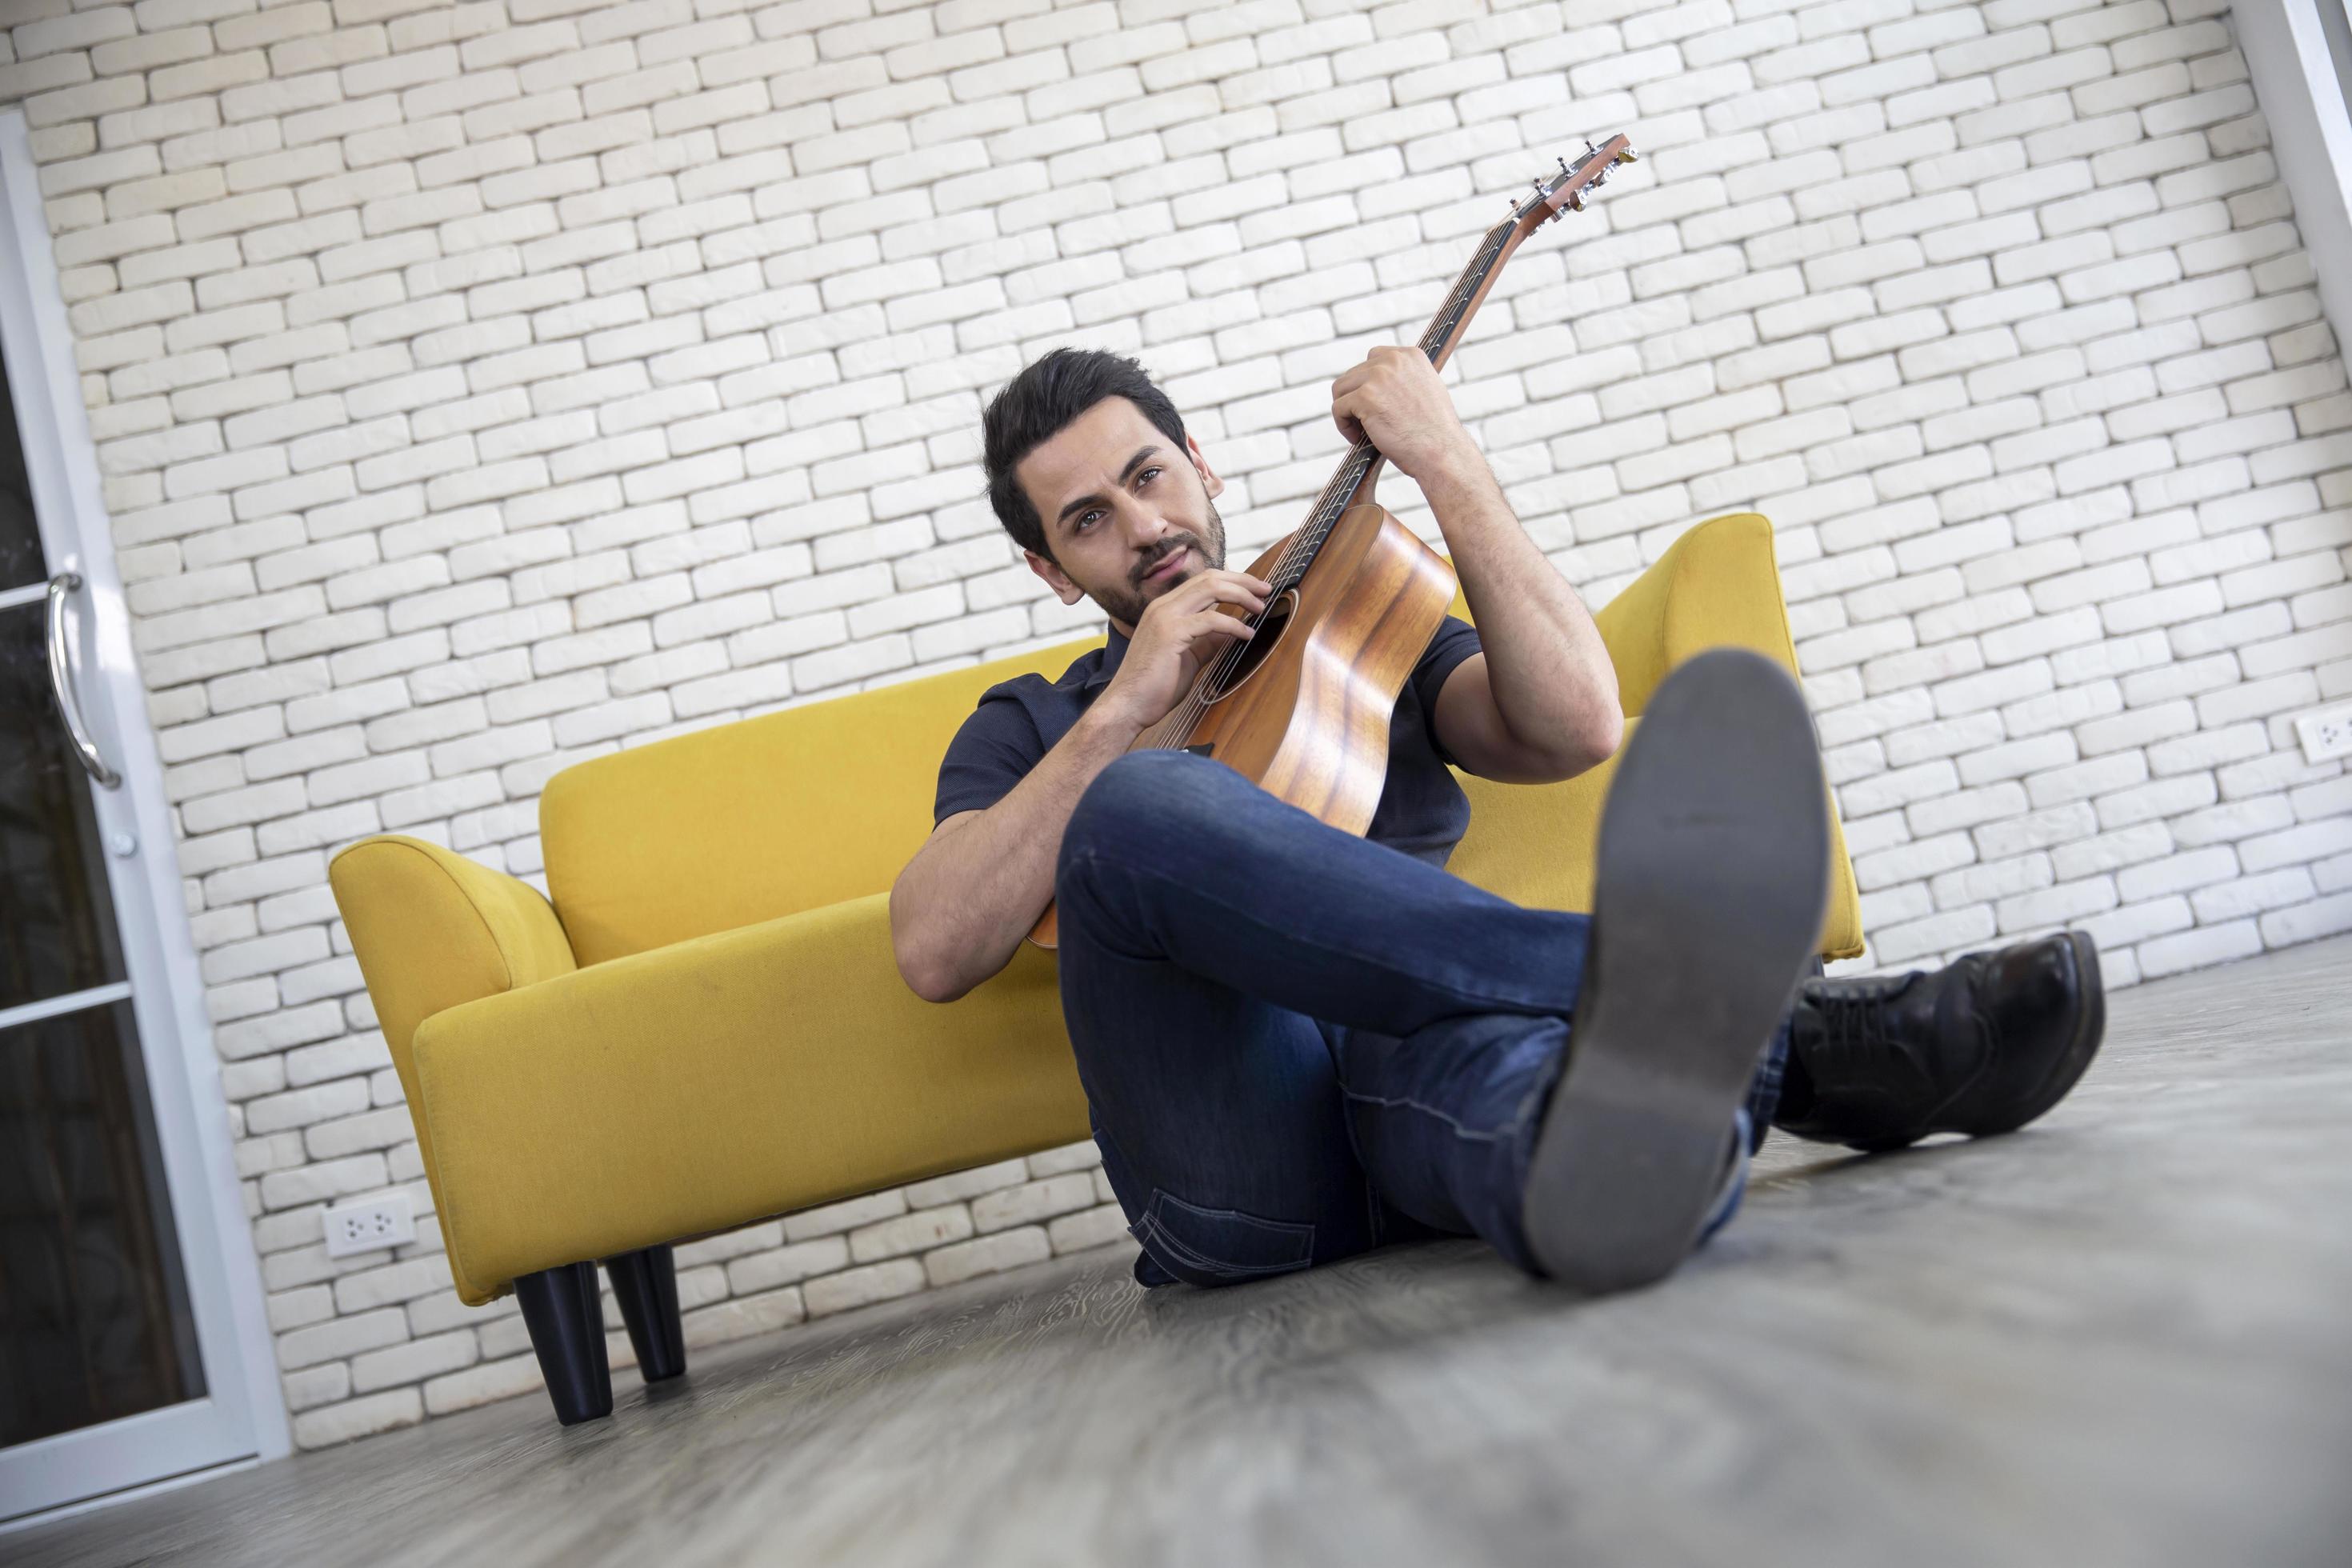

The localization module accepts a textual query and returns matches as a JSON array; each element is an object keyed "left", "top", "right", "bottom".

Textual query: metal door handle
[{"left": 46, "top": 570, "right": 121, "bottom": 790}]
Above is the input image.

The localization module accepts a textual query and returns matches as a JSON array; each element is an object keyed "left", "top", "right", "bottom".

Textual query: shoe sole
[{"left": 1523, "top": 648, "right": 1833, "bottom": 1294}]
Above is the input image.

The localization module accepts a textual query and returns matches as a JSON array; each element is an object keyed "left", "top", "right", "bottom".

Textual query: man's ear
[
  {"left": 1026, "top": 548, "right": 1085, "bottom": 606},
  {"left": 1186, "top": 432, "right": 1224, "bottom": 501}
]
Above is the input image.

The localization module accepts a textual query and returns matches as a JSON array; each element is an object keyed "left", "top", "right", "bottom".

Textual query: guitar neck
[
  {"left": 1264, "top": 138, "right": 1635, "bottom": 596},
  {"left": 1304, "top": 219, "right": 1521, "bottom": 538}
]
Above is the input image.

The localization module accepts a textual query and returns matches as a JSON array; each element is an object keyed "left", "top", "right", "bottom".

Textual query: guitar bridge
[{"left": 1184, "top": 743, "right": 1214, "bottom": 758}]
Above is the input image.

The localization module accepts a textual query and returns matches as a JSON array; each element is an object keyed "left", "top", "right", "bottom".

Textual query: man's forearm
[
  {"left": 1419, "top": 449, "right": 1622, "bottom": 767},
  {"left": 892, "top": 698, "right": 1147, "bottom": 1003}
]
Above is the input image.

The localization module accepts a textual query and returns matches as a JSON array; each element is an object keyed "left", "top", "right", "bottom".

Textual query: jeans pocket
[{"left": 1132, "top": 1190, "right": 1316, "bottom": 1287}]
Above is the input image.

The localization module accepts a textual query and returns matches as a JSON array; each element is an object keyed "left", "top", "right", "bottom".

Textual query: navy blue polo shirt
[{"left": 933, "top": 614, "right": 1486, "bottom": 870}]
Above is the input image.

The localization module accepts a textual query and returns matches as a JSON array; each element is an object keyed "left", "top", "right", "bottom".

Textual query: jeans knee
[{"left": 1059, "top": 748, "right": 1201, "bottom": 881}]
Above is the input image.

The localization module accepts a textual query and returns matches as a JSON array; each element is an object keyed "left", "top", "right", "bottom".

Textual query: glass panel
[
  {"left": 0, "top": 599, "right": 128, "bottom": 1013},
  {"left": 1, "top": 998, "right": 206, "bottom": 1447},
  {"left": 0, "top": 336, "right": 42, "bottom": 591}
]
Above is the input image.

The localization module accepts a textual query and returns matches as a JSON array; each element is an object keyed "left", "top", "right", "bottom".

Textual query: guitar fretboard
[{"left": 1262, "top": 217, "right": 1517, "bottom": 598}]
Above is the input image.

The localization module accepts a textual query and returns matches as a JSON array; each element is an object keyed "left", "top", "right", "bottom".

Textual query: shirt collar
[{"left": 1082, "top": 623, "right": 1130, "bottom": 690}]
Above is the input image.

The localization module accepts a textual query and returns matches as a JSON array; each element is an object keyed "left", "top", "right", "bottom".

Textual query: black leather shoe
[{"left": 1773, "top": 930, "right": 2106, "bottom": 1153}]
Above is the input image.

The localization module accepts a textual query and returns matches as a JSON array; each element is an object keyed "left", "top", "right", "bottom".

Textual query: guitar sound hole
[{"left": 1202, "top": 590, "right": 1295, "bottom": 702}]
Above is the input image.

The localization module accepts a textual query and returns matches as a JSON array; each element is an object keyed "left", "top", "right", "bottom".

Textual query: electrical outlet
[
  {"left": 2296, "top": 701, "right": 2352, "bottom": 765},
  {"left": 322, "top": 1194, "right": 415, "bottom": 1258}
]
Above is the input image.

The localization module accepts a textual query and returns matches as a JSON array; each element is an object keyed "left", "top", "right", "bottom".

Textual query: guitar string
[{"left": 1145, "top": 215, "right": 1520, "bottom": 749}]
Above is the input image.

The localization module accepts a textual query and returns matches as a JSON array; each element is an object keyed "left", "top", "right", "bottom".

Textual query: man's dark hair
[{"left": 982, "top": 346, "right": 1189, "bottom": 566}]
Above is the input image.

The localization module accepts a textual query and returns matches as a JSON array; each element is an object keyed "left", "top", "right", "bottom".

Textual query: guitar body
[{"left": 1026, "top": 499, "right": 1458, "bottom": 950}]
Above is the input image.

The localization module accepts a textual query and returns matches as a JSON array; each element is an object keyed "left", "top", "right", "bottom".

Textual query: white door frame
[
  {"left": 0, "top": 106, "right": 290, "bottom": 1527},
  {"left": 2234, "top": 1, "right": 2352, "bottom": 355}
]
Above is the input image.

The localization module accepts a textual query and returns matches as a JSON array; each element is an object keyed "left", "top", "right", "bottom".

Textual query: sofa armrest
[
  {"left": 1592, "top": 513, "right": 1803, "bottom": 717},
  {"left": 327, "top": 834, "right": 579, "bottom": 1294},
  {"left": 1446, "top": 513, "right": 1865, "bottom": 960},
  {"left": 409, "top": 890, "right": 1086, "bottom": 1302}
]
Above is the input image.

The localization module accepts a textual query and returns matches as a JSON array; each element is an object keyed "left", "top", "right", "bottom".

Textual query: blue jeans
[{"left": 1054, "top": 748, "right": 1791, "bottom": 1289}]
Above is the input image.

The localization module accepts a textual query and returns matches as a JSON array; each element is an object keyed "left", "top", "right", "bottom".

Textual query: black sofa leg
[
  {"left": 605, "top": 1244, "right": 687, "bottom": 1384},
  {"left": 514, "top": 1260, "right": 613, "bottom": 1425}
]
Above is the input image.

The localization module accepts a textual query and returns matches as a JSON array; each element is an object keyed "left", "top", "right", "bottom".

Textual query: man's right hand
[{"left": 1098, "top": 567, "right": 1274, "bottom": 732}]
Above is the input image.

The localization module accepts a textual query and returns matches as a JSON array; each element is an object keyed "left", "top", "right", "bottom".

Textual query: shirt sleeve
[
  {"left": 1410, "top": 614, "right": 1485, "bottom": 770},
  {"left": 933, "top": 686, "right": 1049, "bottom": 826}
]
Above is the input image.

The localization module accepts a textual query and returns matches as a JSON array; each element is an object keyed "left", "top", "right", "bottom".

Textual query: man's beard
[{"left": 1102, "top": 498, "right": 1226, "bottom": 630}]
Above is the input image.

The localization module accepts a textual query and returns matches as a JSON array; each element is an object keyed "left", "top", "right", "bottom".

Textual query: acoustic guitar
[{"left": 1028, "top": 135, "right": 1640, "bottom": 950}]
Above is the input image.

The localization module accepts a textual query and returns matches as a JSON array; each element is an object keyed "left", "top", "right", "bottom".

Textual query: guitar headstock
[
  {"left": 1507, "top": 136, "right": 1638, "bottom": 234},
  {"left": 1411, "top": 135, "right": 1643, "bottom": 374}
]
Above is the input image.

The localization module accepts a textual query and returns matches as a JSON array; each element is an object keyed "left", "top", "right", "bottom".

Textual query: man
[{"left": 890, "top": 345, "right": 2106, "bottom": 1295}]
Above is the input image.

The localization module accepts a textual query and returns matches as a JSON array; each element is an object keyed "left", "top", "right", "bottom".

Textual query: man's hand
[
  {"left": 1330, "top": 345, "right": 1481, "bottom": 490},
  {"left": 1100, "top": 567, "right": 1274, "bottom": 732}
]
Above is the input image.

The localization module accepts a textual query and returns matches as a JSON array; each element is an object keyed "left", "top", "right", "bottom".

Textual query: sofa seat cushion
[{"left": 410, "top": 890, "right": 1088, "bottom": 1302}]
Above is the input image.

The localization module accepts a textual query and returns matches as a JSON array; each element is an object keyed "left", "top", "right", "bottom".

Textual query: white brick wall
[{"left": 5, "top": 0, "right": 2346, "bottom": 1450}]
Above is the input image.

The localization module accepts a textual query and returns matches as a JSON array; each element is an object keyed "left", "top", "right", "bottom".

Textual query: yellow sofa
[{"left": 326, "top": 510, "right": 1862, "bottom": 1425}]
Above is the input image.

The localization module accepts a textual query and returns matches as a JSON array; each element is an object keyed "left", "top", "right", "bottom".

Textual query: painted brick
[
  {"left": 902, "top": 1157, "right": 1032, "bottom": 1208},
  {"left": 350, "top": 1330, "right": 478, "bottom": 1395},
  {"left": 847, "top": 1204, "right": 976, "bottom": 1265},
  {"left": 924, "top": 1226, "right": 1054, "bottom": 1287},
  {"left": 726, "top": 1237, "right": 851, "bottom": 1295},
  {"left": 971, "top": 1173, "right": 1098, "bottom": 1234},
  {"left": 290, "top": 1388, "right": 423, "bottom": 1450},
  {"left": 1048, "top": 1204, "right": 1132, "bottom": 1255},
  {"left": 276, "top": 1306, "right": 408, "bottom": 1372},
  {"left": 681, "top": 1289, "right": 808, "bottom": 1351},
  {"left": 804, "top": 1258, "right": 928, "bottom": 1319},
  {"left": 422, "top": 1353, "right": 545, "bottom": 1417}
]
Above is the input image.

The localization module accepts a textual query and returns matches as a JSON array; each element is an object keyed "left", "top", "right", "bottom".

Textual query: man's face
[{"left": 1016, "top": 396, "right": 1230, "bottom": 638}]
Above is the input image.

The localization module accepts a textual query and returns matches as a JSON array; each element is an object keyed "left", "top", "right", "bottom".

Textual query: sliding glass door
[{"left": 0, "top": 108, "right": 284, "bottom": 1529}]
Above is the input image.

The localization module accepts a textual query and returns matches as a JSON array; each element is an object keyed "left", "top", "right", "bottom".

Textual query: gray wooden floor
[{"left": 16, "top": 936, "right": 2352, "bottom": 1568}]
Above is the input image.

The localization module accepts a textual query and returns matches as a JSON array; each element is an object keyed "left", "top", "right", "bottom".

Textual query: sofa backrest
[
  {"left": 538, "top": 518, "right": 1863, "bottom": 968},
  {"left": 540, "top": 633, "right": 1105, "bottom": 968}
]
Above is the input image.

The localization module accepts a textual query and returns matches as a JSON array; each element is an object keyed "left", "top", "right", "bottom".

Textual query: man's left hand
[{"left": 1330, "top": 345, "right": 1480, "bottom": 490}]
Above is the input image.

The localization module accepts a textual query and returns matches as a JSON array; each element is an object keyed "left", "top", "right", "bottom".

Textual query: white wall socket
[
  {"left": 2295, "top": 701, "right": 2352, "bottom": 765},
  {"left": 322, "top": 1194, "right": 415, "bottom": 1258}
]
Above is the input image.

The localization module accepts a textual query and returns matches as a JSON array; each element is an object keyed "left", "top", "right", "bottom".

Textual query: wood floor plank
[{"left": 13, "top": 935, "right": 2350, "bottom": 1567}]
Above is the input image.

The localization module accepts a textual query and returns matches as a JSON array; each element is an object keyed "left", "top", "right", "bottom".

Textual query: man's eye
[{"left": 1077, "top": 469, "right": 1160, "bottom": 531}]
